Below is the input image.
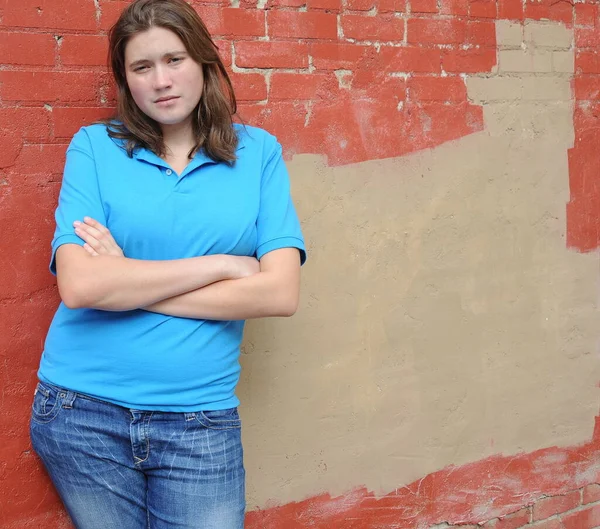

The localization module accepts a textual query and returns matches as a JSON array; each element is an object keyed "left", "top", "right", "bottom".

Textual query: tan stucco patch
[{"left": 238, "top": 21, "right": 600, "bottom": 509}]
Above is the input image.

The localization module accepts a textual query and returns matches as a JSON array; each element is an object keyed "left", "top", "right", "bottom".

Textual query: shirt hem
[{"left": 38, "top": 372, "right": 240, "bottom": 412}]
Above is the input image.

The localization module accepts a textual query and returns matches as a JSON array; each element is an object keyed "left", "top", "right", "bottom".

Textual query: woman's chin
[{"left": 155, "top": 114, "right": 193, "bottom": 128}]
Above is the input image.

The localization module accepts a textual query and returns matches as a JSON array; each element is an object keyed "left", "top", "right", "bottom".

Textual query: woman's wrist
[
  {"left": 218, "top": 255, "right": 238, "bottom": 281},
  {"left": 205, "top": 254, "right": 260, "bottom": 282}
]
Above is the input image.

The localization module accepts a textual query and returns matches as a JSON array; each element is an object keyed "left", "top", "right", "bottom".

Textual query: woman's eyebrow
[{"left": 128, "top": 50, "right": 187, "bottom": 67}]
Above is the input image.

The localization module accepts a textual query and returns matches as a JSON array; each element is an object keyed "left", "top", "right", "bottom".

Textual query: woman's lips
[{"left": 155, "top": 96, "right": 179, "bottom": 107}]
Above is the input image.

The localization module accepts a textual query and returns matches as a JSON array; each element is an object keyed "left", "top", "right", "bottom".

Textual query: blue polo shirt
[{"left": 39, "top": 123, "right": 306, "bottom": 411}]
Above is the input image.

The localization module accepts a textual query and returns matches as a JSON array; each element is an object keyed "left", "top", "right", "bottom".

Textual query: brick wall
[
  {"left": 444, "top": 485, "right": 600, "bottom": 529},
  {"left": 1, "top": 0, "right": 600, "bottom": 527}
]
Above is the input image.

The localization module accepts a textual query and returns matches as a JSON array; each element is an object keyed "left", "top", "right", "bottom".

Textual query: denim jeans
[{"left": 30, "top": 381, "right": 245, "bottom": 529}]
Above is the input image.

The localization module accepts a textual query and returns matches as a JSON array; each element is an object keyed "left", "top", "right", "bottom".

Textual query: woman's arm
[
  {"left": 73, "top": 217, "right": 300, "bottom": 318},
  {"left": 144, "top": 247, "right": 301, "bottom": 320},
  {"left": 56, "top": 239, "right": 259, "bottom": 311}
]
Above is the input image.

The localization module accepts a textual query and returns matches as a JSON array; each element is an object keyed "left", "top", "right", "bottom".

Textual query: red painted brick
[
  {"left": 213, "top": 39, "right": 232, "bottom": 67},
  {"left": 466, "top": 21, "right": 496, "bottom": 46},
  {"left": 0, "top": 192, "right": 59, "bottom": 299},
  {"left": 583, "top": 483, "right": 600, "bottom": 504},
  {"left": 105, "top": 79, "right": 118, "bottom": 105},
  {"left": 498, "top": 0, "right": 523, "bottom": 19},
  {"left": 534, "top": 492, "right": 581, "bottom": 522},
  {"left": 0, "top": 107, "right": 49, "bottom": 140},
  {"left": 0, "top": 33, "right": 55, "bottom": 66},
  {"left": 530, "top": 519, "right": 565, "bottom": 529},
  {"left": 411, "top": 0, "right": 437, "bottom": 13},
  {"left": 310, "top": 42, "right": 374, "bottom": 70},
  {"left": 346, "top": 0, "right": 376, "bottom": 10},
  {"left": 379, "top": 46, "right": 441, "bottom": 73},
  {"left": 99, "top": 0, "right": 129, "bottom": 31},
  {"left": 0, "top": 71, "right": 103, "bottom": 103},
  {"left": 193, "top": 6, "right": 225, "bottom": 35},
  {"left": 230, "top": 72, "right": 267, "bottom": 101},
  {"left": 0, "top": 108, "right": 51, "bottom": 168},
  {"left": 349, "top": 70, "right": 406, "bottom": 101},
  {"left": 2, "top": 0, "right": 97, "bottom": 30},
  {"left": 378, "top": 0, "right": 406, "bottom": 12},
  {"left": 407, "top": 19, "right": 467, "bottom": 45},
  {"left": 408, "top": 76, "right": 466, "bottom": 101},
  {"left": 235, "top": 41, "right": 309, "bottom": 69},
  {"left": 574, "top": 76, "right": 600, "bottom": 100},
  {"left": 577, "top": 28, "right": 600, "bottom": 49},
  {"left": 237, "top": 100, "right": 309, "bottom": 151},
  {"left": 13, "top": 143, "right": 68, "bottom": 175},
  {"left": 60, "top": 35, "right": 108, "bottom": 67},
  {"left": 52, "top": 107, "right": 115, "bottom": 139},
  {"left": 525, "top": 0, "right": 573, "bottom": 24},
  {"left": 440, "top": 0, "right": 469, "bottom": 15},
  {"left": 265, "top": 0, "right": 306, "bottom": 7},
  {"left": 575, "top": 3, "right": 598, "bottom": 27},
  {"left": 442, "top": 47, "right": 496, "bottom": 73},
  {"left": 576, "top": 52, "right": 600, "bottom": 74},
  {"left": 306, "top": 0, "right": 342, "bottom": 10},
  {"left": 482, "top": 507, "right": 531, "bottom": 529},
  {"left": 223, "top": 8, "right": 265, "bottom": 37},
  {"left": 561, "top": 504, "right": 600, "bottom": 529},
  {"left": 270, "top": 73, "right": 336, "bottom": 100},
  {"left": 190, "top": 0, "right": 231, "bottom": 10},
  {"left": 268, "top": 11, "right": 338, "bottom": 39},
  {"left": 342, "top": 14, "right": 404, "bottom": 41},
  {"left": 469, "top": 0, "right": 497, "bottom": 18},
  {"left": 573, "top": 102, "right": 600, "bottom": 133}
]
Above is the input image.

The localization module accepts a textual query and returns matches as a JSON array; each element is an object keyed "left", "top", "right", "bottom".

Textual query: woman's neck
[{"left": 161, "top": 119, "right": 195, "bottom": 158}]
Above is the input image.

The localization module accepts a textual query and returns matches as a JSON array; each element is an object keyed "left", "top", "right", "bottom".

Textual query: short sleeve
[
  {"left": 49, "top": 128, "right": 107, "bottom": 275},
  {"left": 256, "top": 140, "right": 306, "bottom": 265}
]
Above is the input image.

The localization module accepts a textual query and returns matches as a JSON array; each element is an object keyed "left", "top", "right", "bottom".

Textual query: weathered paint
[{"left": 246, "top": 418, "right": 600, "bottom": 528}]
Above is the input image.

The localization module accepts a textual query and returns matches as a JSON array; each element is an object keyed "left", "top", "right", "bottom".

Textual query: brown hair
[{"left": 105, "top": 0, "right": 238, "bottom": 163}]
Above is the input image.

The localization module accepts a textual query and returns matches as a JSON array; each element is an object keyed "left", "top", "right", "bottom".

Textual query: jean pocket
[
  {"left": 197, "top": 408, "right": 241, "bottom": 430},
  {"left": 31, "top": 382, "right": 64, "bottom": 424}
]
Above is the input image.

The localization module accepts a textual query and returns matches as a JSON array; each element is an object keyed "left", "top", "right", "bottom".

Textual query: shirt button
[{"left": 165, "top": 169, "right": 173, "bottom": 176}]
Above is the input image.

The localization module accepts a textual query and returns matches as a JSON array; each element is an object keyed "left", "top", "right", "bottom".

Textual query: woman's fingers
[
  {"left": 82, "top": 216, "right": 111, "bottom": 237},
  {"left": 75, "top": 225, "right": 105, "bottom": 254},
  {"left": 74, "top": 222, "right": 107, "bottom": 251},
  {"left": 75, "top": 221, "right": 105, "bottom": 244},
  {"left": 84, "top": 217, "right": 121, "bottom": 248},
  {"left": 74, "top": 218, "right": 124, "bottom": 257},
  {"left": 83, "top": 243, "right": 99, "bottom": 256}
]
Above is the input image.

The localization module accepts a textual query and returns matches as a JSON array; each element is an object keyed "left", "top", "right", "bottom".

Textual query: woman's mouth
[{"left": 155, "top": 96, "right": 179, "bottom": 107}]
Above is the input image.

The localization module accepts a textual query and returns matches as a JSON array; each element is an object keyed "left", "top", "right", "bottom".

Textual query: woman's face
[{"left": 124, "top": 26, "right": 204, "bottom": 130}]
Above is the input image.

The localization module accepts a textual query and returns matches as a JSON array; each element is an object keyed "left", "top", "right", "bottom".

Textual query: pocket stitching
[
  {"left": 196, "top": 410, "right": 241, "bottom": 430},
  {"left": 31, "top": 385, "right": 63, "bottom": 424}
]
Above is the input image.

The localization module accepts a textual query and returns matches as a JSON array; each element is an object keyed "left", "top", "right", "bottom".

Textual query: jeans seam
[{"left": 132, "top": 412, "right": 153, "bottom": 465}]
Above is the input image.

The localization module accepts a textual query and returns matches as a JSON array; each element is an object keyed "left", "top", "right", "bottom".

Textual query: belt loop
[
  {"left": 184, "top": 412, "right": 196, "bottom": 421},
  {"left": 62, "top": 390, "right": 76, "bottom": 409}
]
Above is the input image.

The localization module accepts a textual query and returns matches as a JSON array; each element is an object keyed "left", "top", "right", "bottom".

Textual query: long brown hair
[{"left": 105, "top": 0, "right": 238, "bottom": 163}]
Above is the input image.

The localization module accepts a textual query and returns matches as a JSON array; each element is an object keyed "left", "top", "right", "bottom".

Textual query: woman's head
[{"left": 107, "top": 0, "right": 238, "bottom": 162}]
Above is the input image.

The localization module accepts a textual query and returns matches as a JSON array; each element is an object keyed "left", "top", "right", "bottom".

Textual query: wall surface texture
[{"left": 1, "top": 0, "right": 600, "bottom": 528}]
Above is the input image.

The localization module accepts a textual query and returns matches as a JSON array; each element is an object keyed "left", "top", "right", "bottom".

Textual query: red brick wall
[{"left": 1, "top": 0, "right": 600, "bottom": 527}]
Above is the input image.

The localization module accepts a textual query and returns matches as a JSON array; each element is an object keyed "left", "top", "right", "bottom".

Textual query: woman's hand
[
  {"left": 74, "top": 217, "right": 260, "bottom": 279},
  {"left": 74, "top": 217, "right": 124, "bottom": 257}
]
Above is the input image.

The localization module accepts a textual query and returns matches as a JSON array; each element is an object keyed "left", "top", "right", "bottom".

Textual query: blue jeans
[{"left": 30, "top": 381, "right": 245, "bottom": 529}]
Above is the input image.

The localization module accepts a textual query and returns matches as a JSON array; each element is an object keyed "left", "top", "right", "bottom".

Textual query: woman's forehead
[{"left": 125, "top": 27, "right": 186, "bottom": 63}]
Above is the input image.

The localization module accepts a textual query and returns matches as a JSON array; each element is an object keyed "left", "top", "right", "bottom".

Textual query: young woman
[{"left": 29, "top": 1, "right": 306, "bottom": 528}]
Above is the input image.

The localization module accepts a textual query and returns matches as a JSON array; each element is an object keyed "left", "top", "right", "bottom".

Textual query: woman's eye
[
  {"left": 170, "top": 57, "right": 183, "bottom": 64},
  {"left": 134, "top": 65, "right": 148, "bottom": 72}
]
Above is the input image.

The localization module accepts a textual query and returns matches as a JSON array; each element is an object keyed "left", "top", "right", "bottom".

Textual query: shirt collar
[{"left": 132, "top": 137, "right": 246, "bottom": 173}]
